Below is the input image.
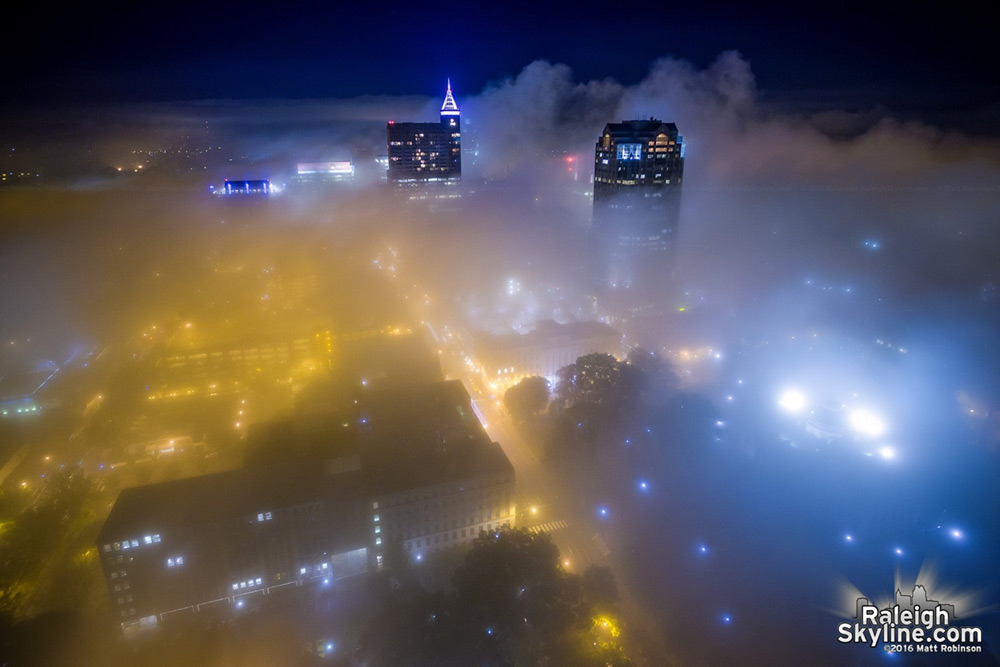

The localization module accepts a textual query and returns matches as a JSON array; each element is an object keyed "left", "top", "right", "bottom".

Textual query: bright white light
[
  {"left": 950, "top": 528, "right": 964, "bottom": 540},
  {"left": 878, "top": 446, "right": 895, "bottom": 460},
  {"left": 778, "top": 388, "right": 807, "bottom": 413},
  {"left": 849, "top": 409, "right": 886, "bottom": 437}
]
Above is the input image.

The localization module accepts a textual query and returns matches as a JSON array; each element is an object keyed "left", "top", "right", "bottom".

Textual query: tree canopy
[
  {"left": 503, "top": 376, "right": 550, "bottom": 422},
  {"left": 359, "top": 527, "right": 632, "bottom": 667}
]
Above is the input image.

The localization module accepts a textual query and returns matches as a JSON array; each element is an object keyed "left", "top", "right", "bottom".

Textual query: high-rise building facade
[
  {"left": 592, "top": 119, "right": 684, "bottom": 287},
  {"left": 386, "top": 81, "right": 461, "bottom": 184}
]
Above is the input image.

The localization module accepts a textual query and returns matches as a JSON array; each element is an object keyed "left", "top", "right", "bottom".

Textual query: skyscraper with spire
[{"left": 386, "top": 80, "right": 462, "bottom": 185}]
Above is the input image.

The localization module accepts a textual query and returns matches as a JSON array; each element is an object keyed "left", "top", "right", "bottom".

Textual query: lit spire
[{"left": 441, "top": 79, "right": 459, "bottom": 115}]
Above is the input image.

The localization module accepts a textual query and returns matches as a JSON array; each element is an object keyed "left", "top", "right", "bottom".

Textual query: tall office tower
[
  {"left": 386, "top": 80, "right": 462, "bottom": 185},
  {"left": 592, "top": 119, "right": 684, "bottom": 288}
]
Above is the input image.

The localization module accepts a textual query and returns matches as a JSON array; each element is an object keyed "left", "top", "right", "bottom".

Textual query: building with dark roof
[
  {"left": 593, "top": 119, "right": 684, "bottom": 288},
  {"left": 386, "top": 81, "right": 462, "bottom": 186},
  {"left": 97, "top": 380, "right": 514, "bottom": 633}
]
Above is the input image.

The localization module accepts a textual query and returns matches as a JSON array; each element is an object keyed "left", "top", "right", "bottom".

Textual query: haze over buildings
[{"left": 0, "top": 6, "right": 998, "bottom": 665}]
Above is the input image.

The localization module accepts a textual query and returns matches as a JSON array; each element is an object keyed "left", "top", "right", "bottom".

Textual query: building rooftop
[
  {"left": 97, "top": 459, "right": 362, "bottom": 546},
  {"left": 602, "top": 119, "right": 679, "bottom": 139},
  {"left": 101, "top": 379, "right": 512, "bottom": 544}
]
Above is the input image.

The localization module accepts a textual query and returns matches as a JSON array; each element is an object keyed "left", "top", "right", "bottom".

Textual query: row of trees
[
  {"left": 360, "top": 527, "right": 632, "bottom": 667},
  {"left": 503, "top": 350, "right": 680, "bottom": 454}
]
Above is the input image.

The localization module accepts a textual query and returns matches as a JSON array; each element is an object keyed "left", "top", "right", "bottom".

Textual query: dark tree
[
  {"left": 625, "top": 348, "right": 678, "bottom": 405},
  {"left": 502, "top": 376, "right": 550, "bottom": 422},
  {"left": 359, "top": 527, "right": 633, "bottom": 666}
]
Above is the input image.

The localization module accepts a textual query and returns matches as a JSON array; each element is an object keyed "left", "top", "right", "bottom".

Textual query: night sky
[{"left": 5, "top": 1, "right": 996, "bottom": 124}]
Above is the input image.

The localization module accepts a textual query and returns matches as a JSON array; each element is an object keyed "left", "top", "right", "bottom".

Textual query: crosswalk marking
[
  {"left": 591, "top": 533, "right": 610, "bottom": 557},
  {"left": 527, "top": 519, "right": 568, "bottom": 534}
]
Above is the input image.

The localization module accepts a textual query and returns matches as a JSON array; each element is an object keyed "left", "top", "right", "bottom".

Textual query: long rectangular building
[{"left": 97, "top": 380, "right": 514, "bottom": 633}]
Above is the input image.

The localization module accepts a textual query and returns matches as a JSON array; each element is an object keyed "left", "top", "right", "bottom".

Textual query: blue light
[
  {"left": 721, "top": 613, "right": 732, "bottom": 625},
  {"left": 236, "top": 599, "right": 245, "bottom": 609},
  {"left": 894, "top": 547, "right": 904, "bottom": 557},
  {"left": 638, "top": 480, "right": 649, "bottom": 491},
  {"left": 844, "top": 534, "right": 854, "bottom": 543},
  {"left": 486, "top": 627, "right": 494, "bottom": 636},
  {"left": 698, "top": 544, "right": 709, "bottom": 555},
  {"left": 598, "top": 506, "right": 609, "bottom": 518}
]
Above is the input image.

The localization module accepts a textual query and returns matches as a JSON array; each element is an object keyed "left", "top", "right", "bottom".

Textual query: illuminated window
[
  {"left": 375, "top": 537, "right": 382, "bottom": 545},
  {"left": 373, "top": 514, "right": 380, "bottom": 522}
]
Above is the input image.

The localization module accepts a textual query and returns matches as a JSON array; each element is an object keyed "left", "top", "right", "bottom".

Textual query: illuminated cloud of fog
[{"left": 4, "top": 52, "right": 1000, "bottom": 353}]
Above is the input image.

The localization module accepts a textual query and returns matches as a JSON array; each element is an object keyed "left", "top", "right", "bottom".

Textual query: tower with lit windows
[
  {"left": 592, "top": 119, "right": 684, "bottom": 288},
  {"left": 386, "top": 80, "right": 462, "bottom": 184}
]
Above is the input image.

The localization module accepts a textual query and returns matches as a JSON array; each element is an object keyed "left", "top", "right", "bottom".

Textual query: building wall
[
  {"left": 476, "top": 323, "right": 623, "bottom": 391},
  {"left": 593, "top": 121, "right": 684, "bottom": 253},
  {"left": 387, "top": 121, "right": 461, "bottom": 183},
  {"left": 369, "top": 469, "right": 515, "bottom": 566}
]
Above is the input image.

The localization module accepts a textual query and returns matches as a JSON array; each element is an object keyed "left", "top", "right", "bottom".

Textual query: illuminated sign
[
  {"left": 617, "top": 144, "right": 643, "bottom": 160},
  {"left": 297, "top": 162, "right": 354, "bottom": 175}
]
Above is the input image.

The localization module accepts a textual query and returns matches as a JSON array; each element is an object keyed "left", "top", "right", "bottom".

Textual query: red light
[{"left": 565, "top": 156, "right": 576, "bottom": 163}]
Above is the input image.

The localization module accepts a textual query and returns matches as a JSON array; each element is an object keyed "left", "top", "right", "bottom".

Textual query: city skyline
[{"left": 1, "top": 7, "right": 998, "bottom": 666}]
